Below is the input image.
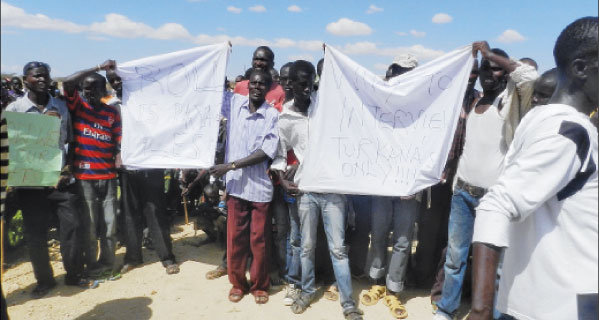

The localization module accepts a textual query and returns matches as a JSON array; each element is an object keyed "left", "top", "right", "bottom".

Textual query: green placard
[{"left": 4, "top": 111, "right": 62, "bottom": 187}]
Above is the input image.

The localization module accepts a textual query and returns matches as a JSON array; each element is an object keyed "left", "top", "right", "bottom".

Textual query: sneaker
[{"left": 283, "top": 284, "right": 301, "bottom": 306}]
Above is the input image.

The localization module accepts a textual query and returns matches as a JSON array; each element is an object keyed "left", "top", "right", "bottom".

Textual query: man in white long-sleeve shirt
[{"left": 468, "top": 16, "right": 598, "bottom": 320}]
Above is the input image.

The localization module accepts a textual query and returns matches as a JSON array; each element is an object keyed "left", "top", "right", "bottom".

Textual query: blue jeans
[
  {"left": 436, "top": 187, "right": 479, "bottom": 317},
  {"left": 369, "top": 196, "right": 419, "bottom": 292},
  {"left": 78, "top": 179, "right": 118, "bottom": 270},
  {"left": 286, "top": 199, "right": 301, "bottom": 286},
  {"left": 298, "top": 193, "right": 356, "bottom": 310}
]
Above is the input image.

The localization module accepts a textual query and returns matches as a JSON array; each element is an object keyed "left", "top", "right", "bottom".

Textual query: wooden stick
[{"left": 182, "top": 195, "right": 189, "bottom": 224}]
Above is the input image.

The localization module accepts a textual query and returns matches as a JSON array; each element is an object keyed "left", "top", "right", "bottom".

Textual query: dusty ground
[{"left": 3, "top": 219, "right": 470, "bottom": 320}]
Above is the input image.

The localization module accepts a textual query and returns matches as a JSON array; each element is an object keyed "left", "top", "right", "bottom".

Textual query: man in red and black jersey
[{"left": 63, "top": 60, "right": 122, "bottom": 276}]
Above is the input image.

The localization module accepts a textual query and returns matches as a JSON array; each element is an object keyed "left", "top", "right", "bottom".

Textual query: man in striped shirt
[
  {"left": 209, "top": 69, "right": 279, "bottom": 304},
  {"left": 63, "top": 60, "right": 122, "bottom": 276}
]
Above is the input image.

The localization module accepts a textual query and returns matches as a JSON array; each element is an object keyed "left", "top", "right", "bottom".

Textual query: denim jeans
[
  {"left": 78, "top": 178, "right": 118, "bottom": 270},
  {"left": 369, "top": 196, "right": 419, "bottom": 292},
  {"left": 436, "top": 187, "right": 479, "bottom": 317},
  {"left": 298, "top": 193, "right": 356, "bottom": 310},
  {"left": 286, "top": 199, "right": 301, "bottom": 286}
]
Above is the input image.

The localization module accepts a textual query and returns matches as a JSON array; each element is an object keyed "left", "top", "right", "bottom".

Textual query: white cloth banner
[
  {"left": 118, "top": 43, "right": 230, "bottom": 168},
  {"left": 296, "top": 45, "right": 474, "bottom": 196}
]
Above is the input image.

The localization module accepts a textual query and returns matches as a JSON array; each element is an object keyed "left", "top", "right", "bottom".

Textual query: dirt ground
[{"left": 3, "top": 219, "right": 470, "bottom": 320}]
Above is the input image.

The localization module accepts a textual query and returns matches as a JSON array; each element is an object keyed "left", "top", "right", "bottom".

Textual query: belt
[{"left": 456, "top": 178, "right": 487, "bottom": 198}]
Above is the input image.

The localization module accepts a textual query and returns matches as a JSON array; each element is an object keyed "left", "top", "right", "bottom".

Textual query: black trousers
[
  {"left": 412, "top": 182, "right": 452, "bottom": 287},
  {"left": 121, "top": 170, "right": 175, "bottom": 266},
  {"left": 270, "top": 185, "right": 289, "bottom": 277},
  {"left": 16, "top": 186, "right": 84, "bottom": 285}
]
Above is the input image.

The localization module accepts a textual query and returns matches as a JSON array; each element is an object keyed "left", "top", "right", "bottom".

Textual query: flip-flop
[
  {"left": 251, "top": 290, "right": 269, "bottom": 304},
  {"left": 324, "top": 285, "right": 339, "bottom": 301},
  {"left": 206, "top": 266, "right": 227, "bottom": 280},
  {"left": 228, "top": 288, "right": 244, "bottom": 303}
]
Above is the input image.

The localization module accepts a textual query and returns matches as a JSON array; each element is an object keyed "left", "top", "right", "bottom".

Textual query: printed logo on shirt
[
  {"left": 83, "top": 127, "right": 111, "bottom": 142},
  {"left": 80, "top": 162, "right": 91, "bottom": 169}
]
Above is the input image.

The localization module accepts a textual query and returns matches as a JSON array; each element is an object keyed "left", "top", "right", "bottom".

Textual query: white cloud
[
  {"left": 289, "top": 54, "right": 315, "bottom": 61},
  {"left": 366, "top": 4, "right": 383, "bottom": 14},
  {"left": 1, "top": 1, "right": 87, "bottom": 33},
  {"left": 395, "top": 31, "right": 407, "bottom": 36},
  {"left": 249, "top": 5, "right": 266, "bottom": 13},
  {"left": 497, "top": 29, "right": 526, "bottom": 43},
  {"left": 89, "top": 14, "right": 191, "bottom": 40},
  {"left": 374, "top": 63, "right": 389, "bottom": 71},
  {"left": 340, "top": 41, "right": 444, "bottom": 61},
  {"left": 227, "top": 6, "right": 242, "bottom": 14},
  {"left": 298, "top": 40, "right": 324, "bottom": 51},
  {"left": 432, "top": 13, "right": 452, "bottom": 24},
  {"left": 288, "top": 5, "right": 302, "bottom": 12},
  {"left": 326, "top": 18, "right": 372, "bottom": 36},
  {"left": 272, "top": 38, "right": 296, "bottom": 48},
  {"left": 410, "top": 29, "right": 426, "bottom": 37}
]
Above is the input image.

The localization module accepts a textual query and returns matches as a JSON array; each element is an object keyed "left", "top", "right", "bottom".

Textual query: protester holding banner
[
  {"left": 468, "top": 17, "right": 598, "bottom": 320},
  {"left": 62, "top": 61, "right": 122, "bottom": 277},
  {"left": 433, "top": 44, "right": 538, "bottom": 320},
  {"left": 272, "top": 59, "right": 363, "bottom": 320},
  {"left": 209, "top": 69, "right": 279, "bottom": 304},
  {"left": 5, "top": 61, "right": 88, "bottom": 298},
  {"left": 361, "top": 56, "right": 418, "bottom": 319}
]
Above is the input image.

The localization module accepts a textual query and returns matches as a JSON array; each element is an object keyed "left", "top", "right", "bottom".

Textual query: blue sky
[{"left": 1, "top": 0, "right": 597, "bottom": 79}]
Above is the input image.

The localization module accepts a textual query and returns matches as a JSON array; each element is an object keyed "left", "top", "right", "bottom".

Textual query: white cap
[{"left": 393, "top": 54, "right": 418, "bottom": 68}]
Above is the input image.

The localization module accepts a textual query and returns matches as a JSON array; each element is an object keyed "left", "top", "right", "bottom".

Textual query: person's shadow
[{"left": 73, "top": 296, "right": 152, "bottom": 320}]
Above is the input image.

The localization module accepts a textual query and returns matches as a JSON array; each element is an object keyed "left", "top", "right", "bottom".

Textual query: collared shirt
[
  {"left": 473, "top": 104, "right": 598, "bottom": 320},
  {"left": 234, "top": 80, "right": 286, "bottom": 112},
  {"left": 222, "top": 93, "right": 279, "bottom": 202},
  {"left": 271, "top": 99, "right": 310, "bottom": 172},
  {"left": 6, "top": 93, "right": 72, "bottom": 165}
]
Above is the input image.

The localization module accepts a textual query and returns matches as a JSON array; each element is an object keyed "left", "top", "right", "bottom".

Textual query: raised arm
[
  {"left": 62, "top": 60, "right": 116, "bottom": 96},
  {"left": 472, "top": 41, "right": 517, "bottom": 73}
]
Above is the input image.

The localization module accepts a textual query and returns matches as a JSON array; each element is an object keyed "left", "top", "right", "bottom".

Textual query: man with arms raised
[
  {"left": 62, "top": 61, "right": 122, "bottom": 277},
  {"left": 468, "top": 17, "right": 598, "bottom": 320},
  {"left": 433, "top": 43, "right": 537, "bottom": 320}
]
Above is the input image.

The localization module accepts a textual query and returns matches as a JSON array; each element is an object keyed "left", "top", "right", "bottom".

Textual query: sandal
[
  {"left": 206, "top": 266, "right": 227, "bottom": 280},
  {"left": 228, "top": 288, "right": 244, "bottom": 303},
  {"left": 251, "top": 290, "right": 269, "bottom": 304},
  {"left": 383, "top": 295, "right": 408, "bottom": 319},
  {"left": 291, "top": 294, "right": 313, "bottom": 314},
  {"left": 360, "top": 285, "right": 386, "bottom": 306},
  {"left": 343, "top": 306, "right": 364, "bottom": 320},
  {"left": 323, "top": 284, "right": 339, "bottom": 301},
  {"left": 165, "top": 264, "right": 180, "bottom": 275}
]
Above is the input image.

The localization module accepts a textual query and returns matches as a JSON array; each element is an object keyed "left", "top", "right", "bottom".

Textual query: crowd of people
[{"left": 0, "top": 16, "right": 598, "bottom": 320}]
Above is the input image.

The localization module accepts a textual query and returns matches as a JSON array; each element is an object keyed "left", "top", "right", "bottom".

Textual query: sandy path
[{"left": 3, "top": 220, "right": 469, "bottom": 320}]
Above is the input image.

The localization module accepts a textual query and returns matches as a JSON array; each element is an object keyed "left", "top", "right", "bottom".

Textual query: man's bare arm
[
  {"left": 467, "top": 242, "right": 502, "bottom": 320},
  {"left": 62, "top": 60, "right": 116, "bottom": 96},
  {"left": 472, "top": 41, "right": 517, "bottom": 73},
  {"left": 209, "top": 150, "right": 269, "bottom": 178}
]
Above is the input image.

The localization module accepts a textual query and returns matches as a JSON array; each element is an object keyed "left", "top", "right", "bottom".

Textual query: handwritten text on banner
[
  {"left": 5, "top": 111, "right": 62, "bottom": 187},
  {"left": 296, "top": 45, "right": 474, "bottom": 196},
  {"left": 118, "top": 43, "right": 230, "bottom": 168}
]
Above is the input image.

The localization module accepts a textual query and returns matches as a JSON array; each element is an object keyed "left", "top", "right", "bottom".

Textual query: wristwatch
[{"left": 230, "top": 162, "right": 237, "bottom": 170}]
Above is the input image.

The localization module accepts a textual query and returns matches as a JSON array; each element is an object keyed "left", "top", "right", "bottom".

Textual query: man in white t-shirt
[
  {"left": 433, "top": 43, "right": 538, "bottom": 320},
  {"left": 468, "top": 16, "right": 598, "bottom": 320}
]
